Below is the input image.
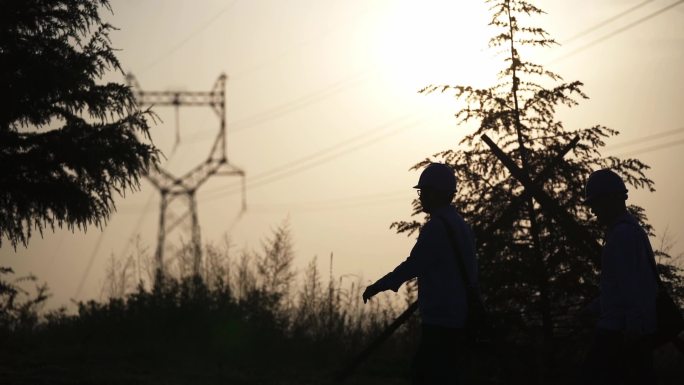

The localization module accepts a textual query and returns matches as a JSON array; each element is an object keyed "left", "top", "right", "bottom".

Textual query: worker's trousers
[
  {"left": 412, "top": 323, "right": 468, "bottom": 385},
  {"left": 580, "top": 328, "right": 655, "bottom": 385}
]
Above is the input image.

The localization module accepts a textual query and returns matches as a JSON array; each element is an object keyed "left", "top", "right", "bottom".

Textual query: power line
[
  {"left": 114, "top": 192, "right": 157, "bottom": 262},
  {"left": 138, "top": 0, "right": 239, "bottom": 74},
  {"left": 598, "top": 126, "right": 684, "bottom": 155},
  {"left": 164, "top": 0, "right": 684, "bottom": 194},
  {"left": 550, "top": 0, "right": 684, "bottom": 64},
  {"left": 251, "top": 189, "right": 409, "bottom": 209},
  {"left": 218, "top": 127, "right": 684, "bottom": 213},
  {"left": 136, "top": 1, "right": 376, "bottom": 80},
  {"left": 607, "top": 127, "right": 684, "bottom": 150},
  {"left": 219, "top": 0, "right": 684, "bottom": 199},
  {"left": 614, "top": 137, "right": 684, "bottom": 157},
  {"left": 138, "top": 1, "right": 675, "bottom": 148},
  {"left": 73, "top": 189, "right": 157, "bottom": 300},
  {"left": 73, "top": 224, "right": 109, "bottom": 300},
  {"left": 120, "top": 2, "right": 683, "bottom": 240},
  {"left": 562, "top": 0, "right": 656, "bottom": 44},
  {"left": 113, "top": 127, "right": 684, "bottom": 231},
  {"left": 281, "top": 189, "right": 410, "bottom": 206},
  {"left": 201, "top": 113, "right": 416, "bottom": 196},
  {"left": 146, "top": 69, "right": 370, "bottom": 143},
  {"left": 223, "top": 126, "right": 684, "bottom": 215},
  {"left": 246, "top": 114, "right": 418, "bottom": 182},
  {"left": 229, "top": 70, "right": 371, "bottom": 134},
  {"left": 240, "top": 119, "right": 420, "bottom": 190},
  {"left": 226, "top": 3, "right": 377, "bottom": 80},
  {"left": 248, "top": 193, "right": 412, "bottom": 214},
  {"left": 70, "top": 1, "right": 681, "bottom": 299},
  {"left": 202, "top": 122, "right": 684, "bottom": 210},
  {"left": 73, "top": 132, "right": 193, "bottom": 299},
  {"left": 202, "top": 121, "right": 417, "bottom": 202},
  {"left": 201, "top": 0, "right": 682, "bottom": 196},
  {"left": 121, "top": 186, "right": 412, "bottom": 213},
  {"left": 199, "top": 114, "right": 427, "bottom": 202}
]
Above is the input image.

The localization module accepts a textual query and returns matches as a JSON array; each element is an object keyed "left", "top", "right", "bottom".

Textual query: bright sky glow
[
  {"left": 370, "top": 1, "right": 499, "bottom": 91},
  {"left": 2, "top": 0, "right": 683, "bottom": 310}
]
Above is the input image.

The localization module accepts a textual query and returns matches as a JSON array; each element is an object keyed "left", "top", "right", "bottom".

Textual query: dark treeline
[
  {"left": 2, "top": 0, "right": 684, "bottom": 384},
  {"left": 1, "top": 221, "right": 683, "bottom": 384},
  {"left": 1, "top": 222, "right": 418, "bottom": 385}
]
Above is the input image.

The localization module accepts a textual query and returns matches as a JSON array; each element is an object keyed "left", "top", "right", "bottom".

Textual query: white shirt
[
  {"left": 597, "top": 212, "right": 658, "bottom": 334},
  {"left": 374, "top": 205, "right": 478, "bottom": 328}
]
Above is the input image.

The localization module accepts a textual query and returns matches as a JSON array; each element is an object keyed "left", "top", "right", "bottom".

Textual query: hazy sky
[{"left": 3, "top": 0, "right": 684, "bottom": 309}]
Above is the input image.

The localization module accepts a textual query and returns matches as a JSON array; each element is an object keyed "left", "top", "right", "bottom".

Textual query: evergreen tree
[
  {"left": 392, "top": 0, "right": 682, "bottom": 380},
  {"left": 0, "top": 0, "right": 159, "bottom": 248}
]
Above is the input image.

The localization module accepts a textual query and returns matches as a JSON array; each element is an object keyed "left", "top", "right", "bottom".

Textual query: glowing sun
[{"left": 371, "top": 1, "right": 500, "bottom": 93}]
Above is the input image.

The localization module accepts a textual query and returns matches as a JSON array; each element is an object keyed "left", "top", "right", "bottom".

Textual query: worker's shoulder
[
  {"left": 609, "top": 216, "right": 646, "bottom": 242},
  {"left": 443, "top": 207, "right": 472, "bottom": 231},
  {"left": 424, "top": 208, "right": 471, "bottom": 234},
  {"left": 422, "top": 215, "right": 447, "bottom": 234}
]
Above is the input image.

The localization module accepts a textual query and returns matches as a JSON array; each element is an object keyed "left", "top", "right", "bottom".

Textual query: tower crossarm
[
  {"left": 127, "top": 73, "right": 227, "bottom": 118},
  {"left": 145, "top": 166, "right": 182, "bottom": 192},
  {"left": 147, "top": 159, "right": 245, "bottom": 196},
  {"left": 133, "top": 91, "right": 223, "bottom": 107}
]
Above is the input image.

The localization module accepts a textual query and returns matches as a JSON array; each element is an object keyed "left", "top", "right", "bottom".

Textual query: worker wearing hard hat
[
  {"left": 580, "top": 169, "right": 658, "bottom": 385},
  {"left": 362, "top": 163, "right": 479, "bottom": 385}
]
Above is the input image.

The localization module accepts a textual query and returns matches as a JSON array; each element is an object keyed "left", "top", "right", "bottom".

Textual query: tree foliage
[
  {"left": 0, "top": 0, "right": 159, "bottom": 248},
  {"left": 0, "top": 222, "right": 417, "bottom": 384},
  {"left": 0, "top": 267, "right": 49, "bottom": 334},
  {"left": 393, "top": 0, "right": 682, "bottom": 380}
]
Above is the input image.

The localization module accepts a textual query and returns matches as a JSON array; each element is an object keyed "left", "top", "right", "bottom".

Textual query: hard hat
[
  {"left": 413, "top": 163, "right": 456, "bottom": 192},
  {"left": 583, "top": 169, "right": 627, "bottom": 204}
]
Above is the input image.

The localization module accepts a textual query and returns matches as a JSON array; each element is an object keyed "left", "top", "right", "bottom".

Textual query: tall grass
[
  {"left": 0, "top": 221, "right": 415, "bottom": 385},
  {"left": 1, "top": 221, "right": 682, "bottom": 384}
]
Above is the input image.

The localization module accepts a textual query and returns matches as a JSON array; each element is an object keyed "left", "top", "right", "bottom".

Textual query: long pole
[
  {"left": 336, "top": 135, "right": 581, "bottom": 381},
  {"left": 335, "top": 301, "right": 418, "bottom": 382}
]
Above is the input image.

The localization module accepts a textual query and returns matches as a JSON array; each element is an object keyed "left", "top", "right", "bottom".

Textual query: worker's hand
[{"left": 362, "top": 284, "right": 381, "bottom": 304}]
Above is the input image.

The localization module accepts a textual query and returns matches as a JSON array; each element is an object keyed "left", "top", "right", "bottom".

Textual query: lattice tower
[{"left": 127, "top": 73, "right": 246, "bottom": 283}]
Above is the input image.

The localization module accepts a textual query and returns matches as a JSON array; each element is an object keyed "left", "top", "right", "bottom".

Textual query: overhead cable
[
  {"left": 550, "top": 0, "right": 684, "bottom": 64},
  {"left": 562, "top": 0, "right": 656, "bottom": 44},
  {"left": 138, "top": 0, "right": 239, "bottom": 74}
]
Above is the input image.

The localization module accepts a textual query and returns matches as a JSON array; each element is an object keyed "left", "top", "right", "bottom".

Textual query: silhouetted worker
[
  {"left": 580, "top": 169, "right": 658, "bottom": 385},
  {"left": 362, "top": 163, "right": 478, "bottom": 385}
]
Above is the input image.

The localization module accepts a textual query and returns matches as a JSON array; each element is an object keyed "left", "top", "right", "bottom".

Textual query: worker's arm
[{"left": 363, "top": 220, "right": 436, "bottom": 303}]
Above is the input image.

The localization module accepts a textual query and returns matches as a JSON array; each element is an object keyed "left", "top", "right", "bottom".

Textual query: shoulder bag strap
[
  {"left": 615, "top": 219, "right": 663, "bottom": 286},
  {"left": 643, "top": 232, "right": 664, "bottom": 287},
  {"left": 436, "top": 216, "right": 474, "bottom": 292}
]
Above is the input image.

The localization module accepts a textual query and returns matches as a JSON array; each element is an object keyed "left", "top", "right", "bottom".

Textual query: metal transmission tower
[{"left": 126, "top": 73, "right": 246, "bottom": 282}]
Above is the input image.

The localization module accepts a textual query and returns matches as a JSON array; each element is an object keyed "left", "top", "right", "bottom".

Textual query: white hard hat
[
  {"left": 583, "top": 169, "right": 627, "bottom": 205},
  {"left": 413, "top": 163, "right": 456, "bottom": 192}
]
